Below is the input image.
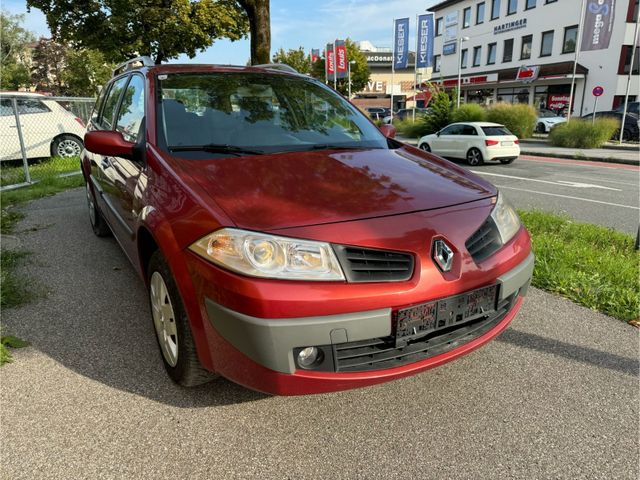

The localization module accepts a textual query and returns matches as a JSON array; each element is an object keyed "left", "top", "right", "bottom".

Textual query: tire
[
  {"left": 85, "top": 182, "right": 111, "bottom": 237},
  {"left": 499, "top": 157, "right": 516, "bottom": 165},
  {"left": 466, "top": 148, "right": 484, "bottom": 166},
  {"left": 419, "top": 143, "right": 431, "bottom": 152},
  {"left": 51, "top": 134, "right": 83, "bottom": 158},
  {"left": 622, "top": 129, "right": 633, "bottom": 142},
  {"left": 536, "top": 123, "right": 546, "bottom": 133},
  {"left": 148, "top": 251, "right": 214, "bottom": 387}
]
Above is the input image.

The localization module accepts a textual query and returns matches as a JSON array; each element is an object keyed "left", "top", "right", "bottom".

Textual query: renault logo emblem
[{"left": 433, "top": 239, "right": 454, "bottom": 272}]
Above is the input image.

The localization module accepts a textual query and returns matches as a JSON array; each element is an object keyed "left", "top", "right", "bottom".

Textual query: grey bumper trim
[{"left": 205, "top": 252, "right": 534, "bottom": 374}]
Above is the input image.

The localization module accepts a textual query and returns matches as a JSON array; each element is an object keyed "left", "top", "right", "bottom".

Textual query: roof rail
[
  {"left": 112, "top": 56, "right": 155, "bottom": 77},
  {"left": 253, "top": 63, "right": 299, "bottom": 74}
]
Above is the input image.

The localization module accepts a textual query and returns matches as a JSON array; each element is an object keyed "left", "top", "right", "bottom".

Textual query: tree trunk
[{"left": 238, "top": 0, "right": 270, "bottom": 65}]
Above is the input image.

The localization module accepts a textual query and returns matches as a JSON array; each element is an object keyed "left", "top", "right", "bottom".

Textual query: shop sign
[
  {"left": 444, "top": 25, "right": 458, "bottom": 43},
  {"left": 516, "top": 65, "right": 540, "bottom": 83},
  {"left": 365, "top": 53, "right": 393, "bottom": 63},
  {"left": 548, "top": 94, "right": 570, "bottom": 110},
  {"left": 443, "top": 42, "right": 457, "bottom": 55},
  {"left": 444, "top": 11, "right": 458, "bottom": 26},
  {"left": 494, "top": 18, "right": 527, "bottom": 34},
  {"left": 363, "top": 81, "right": 387, "bottom": 93}
]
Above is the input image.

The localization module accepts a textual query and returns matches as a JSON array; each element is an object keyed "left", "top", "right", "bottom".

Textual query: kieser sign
[{"left": 581, "top": 0, "right": 616, "bottom": 51}]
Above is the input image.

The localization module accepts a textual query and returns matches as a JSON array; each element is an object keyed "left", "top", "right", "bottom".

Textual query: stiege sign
[
  {"left": 335, "top": 40, "right": 348, "bottom": 79},
  {"left": 394, "top": 18, "right": 410, "bottom": 70},
  {"left": 581, "top": 0, "right": 616, "bottom": 51}
]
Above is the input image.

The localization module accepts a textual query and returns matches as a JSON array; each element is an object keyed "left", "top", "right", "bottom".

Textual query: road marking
[
  {"left": 494, "top": 185, "right": 640, "bottom": 210},
  {"left": 470, "top": 171, "right": 621, "bottom": 191},
  {"left": 519, "top": 155, "right": 640, "bottom": 171}
]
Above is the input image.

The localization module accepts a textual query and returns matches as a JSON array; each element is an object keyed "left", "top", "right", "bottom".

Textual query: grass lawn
[
  {"left": 0, "top": 156, "right": 81, "bottom": 187},
  {"left": 519, "top": 210, "right": 639, "bottom": 322}
]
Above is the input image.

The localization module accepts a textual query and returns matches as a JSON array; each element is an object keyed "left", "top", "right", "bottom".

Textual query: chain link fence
[{"left": 0, "top": 93, "right": 95, "bottom": 190}]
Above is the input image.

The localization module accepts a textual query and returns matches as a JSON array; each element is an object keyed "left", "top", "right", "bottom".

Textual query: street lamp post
[
  {"left": 457, "top": 36, "right": 470, "bottom": 108},
  {"left": 348, "top": 60, "right": 356, "bottom": 99}
]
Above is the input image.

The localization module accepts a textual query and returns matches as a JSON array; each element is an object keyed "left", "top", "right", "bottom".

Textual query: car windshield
[
  {"left": 156, "top": 72, "right": 388, "bottom": 157},
  {"left": 481, "top": 126, "right": 511, "bottom": 136}
]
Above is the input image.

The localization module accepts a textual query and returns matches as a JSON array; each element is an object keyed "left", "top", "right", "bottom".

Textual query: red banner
[
  {"left": 335, "top": 40, "right": 347, "bottom": 79},
  {"left": 311, "top": 49, "right": 320, "bottom": 63},
  {"left": 325, "top": 43, "right": 335, "bottom": 81}
]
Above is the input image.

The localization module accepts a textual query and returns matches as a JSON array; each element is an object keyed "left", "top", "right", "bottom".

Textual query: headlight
[
  {"left": 491, "top": 192, "right": 521, "bottom": 244},
  {"left": 189, "top": 228, "right": 345, "bottom": 281}
]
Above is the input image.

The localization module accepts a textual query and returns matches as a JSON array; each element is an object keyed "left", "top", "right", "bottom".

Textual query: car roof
[
  {"left": 122, "top": 63, "right": 307, "bottom": 78},
  {"left": 450, "top": 122, "right": 505, "bottom": 127}
]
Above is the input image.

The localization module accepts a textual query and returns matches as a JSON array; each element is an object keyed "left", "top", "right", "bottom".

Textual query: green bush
[
  {"left": 451, "top": 103, "right": 487, "bottom": 123},
  {"left": 549, "top": 118, "right": 620, "bottom": 148},
  {"left": 486, "top": 103, "right": 537, "bottom": 138},
  {"left": 396, "top": 90, "right": 453, "bottom": 138}
]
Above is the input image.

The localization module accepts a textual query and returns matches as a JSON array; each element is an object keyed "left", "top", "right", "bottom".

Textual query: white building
[{"left": 430, "top": 0, "right": 639, "bottom": 115}]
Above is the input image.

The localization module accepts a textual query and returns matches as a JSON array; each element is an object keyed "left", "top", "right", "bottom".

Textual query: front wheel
[
  {"left": 85, "top": 182, "right": 111, "bottom": 237},
  {"left": 536, "top": 123, "right": 546, "bottom": 133},
  {"left": 466, "top": 148, "right": 484, "bottom": 166},
  {"left": 148, "top": 251, "right": 214, "bottom": 387},
  {"left": 419, "top": 143, "right": 431, "bottom": 152},
  {"left": 51, "top": 134, "right": 83, "bottom": 158}
]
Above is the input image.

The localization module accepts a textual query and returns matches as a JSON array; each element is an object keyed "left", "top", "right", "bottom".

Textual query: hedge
[
  {"left": 549, "top": 118, "right": 620, "bottom": 148},
  {"left": 486, "top": 103, "right": 537, "bottom": 139}
]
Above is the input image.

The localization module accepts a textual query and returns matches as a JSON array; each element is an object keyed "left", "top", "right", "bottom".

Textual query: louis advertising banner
[
  {"left": 311, "top": 49, "right": 320, "bottom": 63},
  {"left": 394, "top": 18, "right": 410, "bottom": 70},
  {"left": 581, "top": 0, "right": 616, "bottom": 51},
  {"left": 335, "top": 40, "right": 348, "bottom": 79},
  {"left": 325, "top": 43, "right": 336, "bottom": 81},
  {"left": 416, "top": 13, "right": 434, "bottom": 68}
]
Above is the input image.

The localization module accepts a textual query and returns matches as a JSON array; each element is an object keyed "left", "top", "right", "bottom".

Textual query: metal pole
[
  {"left": 333, "top": 40, "right": 337, "bottom": 91},
  {"left": 619, "top": 10, "right": 640, "bottom": 143},
  {"left": 457, "top": 37, "right": 463, "bottom": 108},
  {"left": 568, "top": 0, "right": 587, "bottom": 122},
  {"left": 348, "top": 62, "right": 352, "bottom": 98},
  {"left": 391, "top": 18, "right": 396, "bottom": 122},
  {"left": 12, "top": 98, "right": 31, "bottom": 184},
  {"left": 413, "top": 14, "right": 419, "bottom": 122},
  {"left": 592, "top": 96, "right": 598, "bottom": 124}
]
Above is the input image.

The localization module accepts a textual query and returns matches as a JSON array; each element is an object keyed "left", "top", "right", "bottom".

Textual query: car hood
[{"left": 180, "top": 146, "right": 496, "bottom": 231}]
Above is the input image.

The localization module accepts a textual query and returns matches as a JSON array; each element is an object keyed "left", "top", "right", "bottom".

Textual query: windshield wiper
[
  {"left": 307, "top": 144, "right": 367, "bottom": 151},
  {"left": 168, "top": 144, "right": 265, "bottom": 156}
]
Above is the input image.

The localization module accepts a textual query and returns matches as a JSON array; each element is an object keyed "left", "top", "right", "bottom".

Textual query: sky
[{"left": 4, "top": 0, "right": 439, "bottom": 64}]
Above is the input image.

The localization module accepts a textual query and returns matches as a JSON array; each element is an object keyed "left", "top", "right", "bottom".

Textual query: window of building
[
  {"left": 467, "top": 89, "right": 494, "bottom": 105},
  {"left": 463, "top": 7, "right": 471, "bottom": 28},
  {"left": 435, "top": 17, "right": 444, "bottom": 36},
  {"left": 507, "top": 0, "right": 518, "bottom": 15},
  {"left": 619, "top": 45, "right": 640, "bottom": 75},
  {"left": 434, "top": 54, "right": 441, "bottom": 72},
  {"left": 461, "top": 49, "right": 468, "bottom": 68},
  {"left": 503, "top": 38, "right": 514, "bottom": 62},
  {"left": 540, "top": 30, "right": 554, "bottom": 57},
  {"left": 520, "top": 34, "right": 532, "bottom": 59},
  {"left": 491, "top": 0, "right": 501, "bottom": 19},
  {"left": 562, "top": 25, "right": 578, "bottom": 54},
  {"left": 497, "top": 87, "right": 530, "bottom": 104},
  {"left": 476, "top": 2, "right": 485, "bottom": 24},
  {"left": 525, "top": 0, "right": 536, "bottom": 9},
  {"left": 487, "top": 43, "right": 497, "bottom": 64},
  {"left": 628, "top": 0, "right": 639, "bottom": 22},
  {"left": 613, "top": 95, "right": 637, "bottom": 109},
  {"left": 473, "top": 46, "right": 482, "bottom": 66},
  {"left": 545, "top": 0, "right": 557, "bottom": 3}
]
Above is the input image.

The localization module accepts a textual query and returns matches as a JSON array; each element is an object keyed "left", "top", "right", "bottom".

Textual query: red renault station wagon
[{"left": 82, "top": 57, "right": 533, "bottom": 395}]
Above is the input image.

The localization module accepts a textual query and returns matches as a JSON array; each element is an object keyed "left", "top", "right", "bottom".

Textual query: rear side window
[
  {"left": 461, "top": 125, "right": 478, "bottom": 135},
  {"left": 0, "top": 99, "right": 13, "bottom": 116},
  {"left": 115, "top": 75, "right": 145, "bottom": 143},
  {"left": 100, "top": 76, "right": 129, "bottom": 130},
  {"left": 482, "top": 126, "right": 511, "bottom": 136}
]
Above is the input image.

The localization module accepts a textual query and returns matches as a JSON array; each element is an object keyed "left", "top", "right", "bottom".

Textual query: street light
[
  {"left": 457, "top": 36, "right": 470, "bottom": 108},
  {"left": 348, "top": 60, "right": 357, "bottom": 99}
]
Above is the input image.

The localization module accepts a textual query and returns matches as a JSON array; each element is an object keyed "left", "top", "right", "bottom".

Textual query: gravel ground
[{"left": 1, "top": 188, "right": 638, "bottom": 479}]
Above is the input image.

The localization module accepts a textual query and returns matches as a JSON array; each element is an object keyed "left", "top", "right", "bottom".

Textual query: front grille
[
  {"left": 465, "top": 217, "right": 503, "bottom": 263},
  {"left": 332, "top": 293, "right": 516, "bottom": 372},
  {"left": 333, "top": 245, "right": 414, "bottom": 283}
]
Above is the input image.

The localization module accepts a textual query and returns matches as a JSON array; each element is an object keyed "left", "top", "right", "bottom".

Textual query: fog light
[{"left": 297, "top": 347, "right": 319, "bottom": 368}]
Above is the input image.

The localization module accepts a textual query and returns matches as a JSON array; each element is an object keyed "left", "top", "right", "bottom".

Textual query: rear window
[{"left": 482, "top": 126, "right": 511, "bottom": 136}]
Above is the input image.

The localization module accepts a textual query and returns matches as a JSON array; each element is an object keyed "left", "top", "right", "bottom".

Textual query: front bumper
[{"left": 203, "top": 252, "right": 534, "bottom": 394}]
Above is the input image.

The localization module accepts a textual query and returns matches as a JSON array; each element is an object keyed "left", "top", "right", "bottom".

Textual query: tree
[
  {"left": 27, "top": 0, "right": 250, "bottom": 64},
  {"left": 311, "top": 39, "right": 370, "bottom": 96},
  {"left": 272, "top": 47, "right": 311, "bottom": 74},
  {"left": 237, "top": 0, "right": 270, "bottom": 65},
  {"left": 1, "top": 11, "right": 35, "bottom": 89},
  {"left": 63, "top": 49, "right": 114, "bottom": 96},
  {"left": 31, "top": 38, "right": 67, "bottom": 94}
]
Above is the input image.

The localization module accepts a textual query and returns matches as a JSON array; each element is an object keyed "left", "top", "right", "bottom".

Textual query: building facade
[{"left": 430, "top": 0, "right": 639, "bottom": 115}]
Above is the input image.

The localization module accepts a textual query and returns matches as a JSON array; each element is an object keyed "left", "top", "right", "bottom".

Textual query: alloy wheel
[
  {"left": 150, "top": 271, "right": 179, "bottom": 367},
  {"left": 85, "top": 184, "right": 96, "bottom": 227}
]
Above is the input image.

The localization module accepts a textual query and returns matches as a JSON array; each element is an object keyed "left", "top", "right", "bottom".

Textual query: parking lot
[{"left": 1, "top": 188, "right": 638, "bottom": 479}]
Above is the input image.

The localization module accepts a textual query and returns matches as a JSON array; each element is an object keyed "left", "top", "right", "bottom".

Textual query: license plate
[
  {"left": 393, "top": 285, "right": 498, "bottom": 346},
  {"left": 501, "top": 141, "right": 513, "bottom": 146}
]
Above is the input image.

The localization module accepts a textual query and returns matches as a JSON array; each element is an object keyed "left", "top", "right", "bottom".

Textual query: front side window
[
  {"left": 436, "top": 17, "right": 444, "bottom": 36},
  {"left": 463, "top": 7, "right": 471, "bottom": 28},
  {"left": 115, "top": 75, "right": 145, "bottom": 143},
  {"left": 562, "top": 25, "right": 578, "bottom": 54},
  {"left": 90, "top": 85, "right": 110, "bottom": 125},
  {"left": 521, "top": 34, "right": 533, "bottom": 60},
  {"left": 503, "top": 38, "right": 514, "bottom": 62},
  {"left": 540, "top": 30, "right": 554, "bottom": 57},
  {"left": 461, "top": 49, "right": 468, "bottom": 68},
  {"left": 477, "top": 2, "right": 485, "bottom": 23},
  {"left": 440, "top": 124, "right": 463, "bottom": 135},
  {"left": 473, "top": 46, "right": 482, "bottom": 66},
  {"left": 101, "top": 76, "right": 129, "bottom": 130},
  {"left": 507, "top": 0, "right": 518, "bottom": 15},
  {"left": 487, "top": 43, "right": 497, "bottom": 64},
  {"left": 156, "top": 73, "right": 388, "bottom": 156},
  {"left": 491, "top": 0, "right": 501, "bottom": 19}
]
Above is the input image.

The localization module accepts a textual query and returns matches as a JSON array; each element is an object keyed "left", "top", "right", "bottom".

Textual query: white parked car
[
  {"left": 0, "top": 92, "right": 86, "bottom": 161},
  {"left": 418, "top": 122, "right": 520, "bottom": 166},
  {"left": 536, "top": 108, "right": 566, "bottom": 133}
]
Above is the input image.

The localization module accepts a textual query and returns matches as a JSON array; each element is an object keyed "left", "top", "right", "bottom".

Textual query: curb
[
  {"left": 520, "top": 150, "right": 639, "bottom": 166},
  {"left": 523, "top": 138, "right": 639, "bottom": 152}
]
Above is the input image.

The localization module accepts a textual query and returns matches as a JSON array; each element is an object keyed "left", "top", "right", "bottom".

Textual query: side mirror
[
  {"left": 84, "top": 130, "right": 135, "bottom": 158},
  {"left": 379, "top": 124, "right": 397, "bottom": 139},
  {"left": 436, "top": 131, "right": 441, "bottom": 137}
]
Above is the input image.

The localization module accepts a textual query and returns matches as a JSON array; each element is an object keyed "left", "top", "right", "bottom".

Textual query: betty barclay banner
[
  {"left": 394, "top": 18, "right": 410, "bottom": 70},
  {"left": 581, "top": 0, "right": 616, "bottom": 51},
  {"left": 335, "top": 40, "right": 348, "bottom": 79},
  {"left": 416, "top": 13, "right": 434, "bottom": 68},
  {"left": 325, "top": 43, "right": 336, "bottom": 81},
  {"left": 311, "top": 49, "right": 320, "bottom": 63}
]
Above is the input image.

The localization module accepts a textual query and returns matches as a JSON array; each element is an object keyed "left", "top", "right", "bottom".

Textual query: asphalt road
[
  {"left": 463, "top": 155, "right": 640, "bottom": 235},
  {"left": 1, "top": 189, "right": 638, "bottom": 480}
]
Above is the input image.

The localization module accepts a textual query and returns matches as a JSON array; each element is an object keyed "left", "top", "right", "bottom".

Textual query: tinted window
[
  {"left": 115, "top": 75, "right": 145, "bottom": 143},
  {"left": 101, "top": 76, "right": 128, "bottom": 130},
  {"left": 441, "top": 124, "right": 463, "bottom": 135},
  {"left": 482, "top": 126, "right": 511, "bottom": 135},
  {"left": 17, "top": 99, "right": 50, "bottom": 115},
  {"left": 157, "top": 73, "right": 387, "bottom": 155},
  {"left": 461, "top": 125, "right": 478, "bottom": 135}
]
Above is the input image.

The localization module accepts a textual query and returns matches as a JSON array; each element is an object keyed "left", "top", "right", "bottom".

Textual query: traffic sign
[{"left": 592, "top": 86, "right": 604, "bottom": 97}]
